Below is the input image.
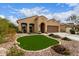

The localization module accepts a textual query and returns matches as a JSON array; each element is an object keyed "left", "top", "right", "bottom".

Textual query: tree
[
  {"left": 66, "top": 14, "right": 79, "bottom": 24},
  {"left": 0, "top": 17, "right": 16, "bottom": 44},
  {"left": 66, "top": 14, "right": 79, "bottom": 32}
]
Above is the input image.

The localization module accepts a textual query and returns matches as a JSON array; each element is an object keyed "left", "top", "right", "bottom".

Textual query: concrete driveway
[{"left": 53, "top": 32, "right": 79, "bottom": 41}]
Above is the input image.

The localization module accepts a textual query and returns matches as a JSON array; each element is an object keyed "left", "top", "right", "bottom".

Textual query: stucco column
[
  {"left": 37, "top": 24, "right": 40, "bottom": 33},
  {"left": 18, "top": 23, "right": 22, "bottom": 32},
  {"left": 45, "top": 24, "right": 47, "bottom": 33},
  {"left": 35, "top": 23, "right": 38, "bottom": 33},
  {"left": 58, "top": 25, "right": 60, "bottom": 32},
  {"left": 27, "top": 23, "right": 29, "bottom": 33}
]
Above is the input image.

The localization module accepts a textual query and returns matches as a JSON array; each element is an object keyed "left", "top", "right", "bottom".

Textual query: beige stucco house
[
  {"left": 17, "top": 16, "right": 61, "bottom": 33},
  {"left": 60, "top": 23, "right": 75, "bottom": 33}
]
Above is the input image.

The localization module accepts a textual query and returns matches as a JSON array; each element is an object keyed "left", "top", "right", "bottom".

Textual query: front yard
[
  {"left": 17, "top": 35, "right": 59, "bottom": 51},
  {"left": 1, "top": 33, "right": 79, "bottom": 56}
]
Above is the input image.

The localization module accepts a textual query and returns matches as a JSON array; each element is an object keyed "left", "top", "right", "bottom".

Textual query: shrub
[
  {"left": 62, "top": 37, "right": 71, "bottom": 41},
  {"left": 49, "top": 34, "right": 60, "bottom": 38},
  {"left": 51, "top": 45, "right": 70, "bottom": 55},
  {"left": 7, "top": 46, "right": 24, "bottom": 56},
  {"left": 17, "top": 31, "right": 22, "bottom": 33},
  {"left": 70, "top": 29, "right": 75, "bottom": 34},
  {"left": 0, "top": 18, "right": 16, "bottom": 44}
]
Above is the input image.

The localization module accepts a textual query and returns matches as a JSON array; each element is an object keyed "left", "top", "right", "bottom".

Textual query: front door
[{"left": 40, "top": 23, "right": 45, "bottom": 33}]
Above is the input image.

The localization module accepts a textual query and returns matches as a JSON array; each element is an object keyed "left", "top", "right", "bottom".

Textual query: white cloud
[
  {"left": 52, "top": 4, "right": 79, "bottom": 23},
  {"left": 18, "top": 7, "right": 74, "bottom": 23},
  {"left": 66, "top": 3, "right": 79, "bottom": 7},
  {"left": 3, "top": 5, "right": 74, "bottom": 23},
  {"left": 56, "top": 3, "right": 61, "bottom": 6},
  {"left": 0, "top": 14, "right": 18, "bottom": 25},
  {"left": 43, "top": 14, "right": 53, "bottom": 19},
  {"left": 4, "top": 4, "right": 79, "bottom": 25},
  {"left": 7, "top": 5, "right": 18, "bottom": 11},
  {"left": 7, "top": 16, "right": 18, "bottom": 25},
  {"left": 52, "top": 11, "right": 74, "bottom": 23},
  {"left": 67, "top": 4, "right": 79, "bottom": 16},
  {"left": 0, "top": 15, "right": 5, "bottom": 18},
  {"left": 19, "top": 7, "right": 49, "bottom": 17}
]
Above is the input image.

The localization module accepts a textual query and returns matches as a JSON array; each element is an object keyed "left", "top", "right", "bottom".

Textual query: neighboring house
[
  {"left": 75, "top": 25, "right": 79, "bottom": 30},
  {"left": 60, "top": 23, "right": 74, "bottom": 33},
  {"left": 17, "top": 16, "right": 61, "bottom": 33},
  {"left": 60, "top": 23, "right": 66, "bottom": 32}
]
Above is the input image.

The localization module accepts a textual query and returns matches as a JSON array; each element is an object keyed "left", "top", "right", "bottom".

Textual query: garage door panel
[{"left": 47, "top": 26, "right": 58, "bottom": 32}]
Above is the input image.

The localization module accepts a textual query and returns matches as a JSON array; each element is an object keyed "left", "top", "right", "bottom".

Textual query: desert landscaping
[
  {"left": 0, "top": 32, "right": 79, "bottom": 56},
  {"left": 1, "top": 3, "right": 79, "bottom": 56}
]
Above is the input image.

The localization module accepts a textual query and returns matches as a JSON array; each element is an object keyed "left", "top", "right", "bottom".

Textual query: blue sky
[
  {"left": 0, "top": 3, "right": 79, "bottom": 25},
  {"left": 0, "top": 3, "right": 73, "bottom": 17}
]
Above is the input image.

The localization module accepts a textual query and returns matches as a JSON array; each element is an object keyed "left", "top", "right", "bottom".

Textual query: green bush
[
  {"left": 62, "top": 37, "right": 71, "bottom": 41},
  {"left": 17, "top": 31, "right": 22, "bottom": 33},
  {"left": 7, "top": 46, "right": 24, "bottom": 56},
  {"left": 70, "top": 29, "right": 75, "bottom": 34},
  {"left": 0, "top": 18, "right": 16, "bottom": 44},
  {"left": 49, "top": 34, "right": 60, "bottom": 38},
  {"left": 51, "top": 45, "right": 70, "bottom": 55}
]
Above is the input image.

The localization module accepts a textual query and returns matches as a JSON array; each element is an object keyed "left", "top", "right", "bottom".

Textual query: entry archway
[
  {"left": 21, "top": 23, "right": 27, "bottom": 33},
  {"left": 40, "top": 23, "right": 45, "bottom": 33},
  {"left": 29, "top": 23, "right": 34, "bottom": 33}
]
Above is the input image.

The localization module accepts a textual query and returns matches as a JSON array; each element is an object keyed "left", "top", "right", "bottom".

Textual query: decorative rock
[{"left": 0, "top": 47, "right": 7, "bottom": 56}]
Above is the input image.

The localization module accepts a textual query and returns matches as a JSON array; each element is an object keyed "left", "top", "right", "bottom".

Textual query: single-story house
[
  {"left": 17, "top": 16, "right": 61, "bottom": 33},
  {"left": 60, "top": 23, "right": 78, "bottom": 33}
]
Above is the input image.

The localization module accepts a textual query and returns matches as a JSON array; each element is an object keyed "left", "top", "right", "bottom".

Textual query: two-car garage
[{"left": 47, "top": 26, "right": 59, "bottom": 32}]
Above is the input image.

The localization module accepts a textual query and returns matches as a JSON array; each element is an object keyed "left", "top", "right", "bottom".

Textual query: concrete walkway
[{"left": 53, "top": 32, "right": 79, "bottom": 41}]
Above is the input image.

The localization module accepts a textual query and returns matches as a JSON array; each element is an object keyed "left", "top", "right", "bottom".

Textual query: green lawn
[{"left": 17, "top": 35, "right": 59, "bottom": 51}]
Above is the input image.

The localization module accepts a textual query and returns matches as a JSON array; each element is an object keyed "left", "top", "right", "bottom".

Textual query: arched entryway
[
  {"left": 29, "top": 23, "right": 34, "bottom": 33},
  {"left": 21, "top": 23, "right": 27, "bottom": 33},
  {"left": 40, "top": 23, "right": 45, "bottom": 33}
]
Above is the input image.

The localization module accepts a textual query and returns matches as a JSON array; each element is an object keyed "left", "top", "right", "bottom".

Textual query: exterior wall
[
  {"left": 36, "top": 16, "right": 47, "bottom": 33},
  {"left": 24, "top": 16, "right": 38, "bottom": 33},
  {"left": 66, "top": 27, "right": 71, "bottom": 33},
  {"left": 17, "top": 16, "right": 38, "bottom": 33},
  {"left": 47, "top": 20, "right": 60, "bottom": 32},
  {"left": 60, "top": 24, "right": 66, "bottom": 32},
  {"left": 17, "top": 16, "right": 61, "bottom": 33}
]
